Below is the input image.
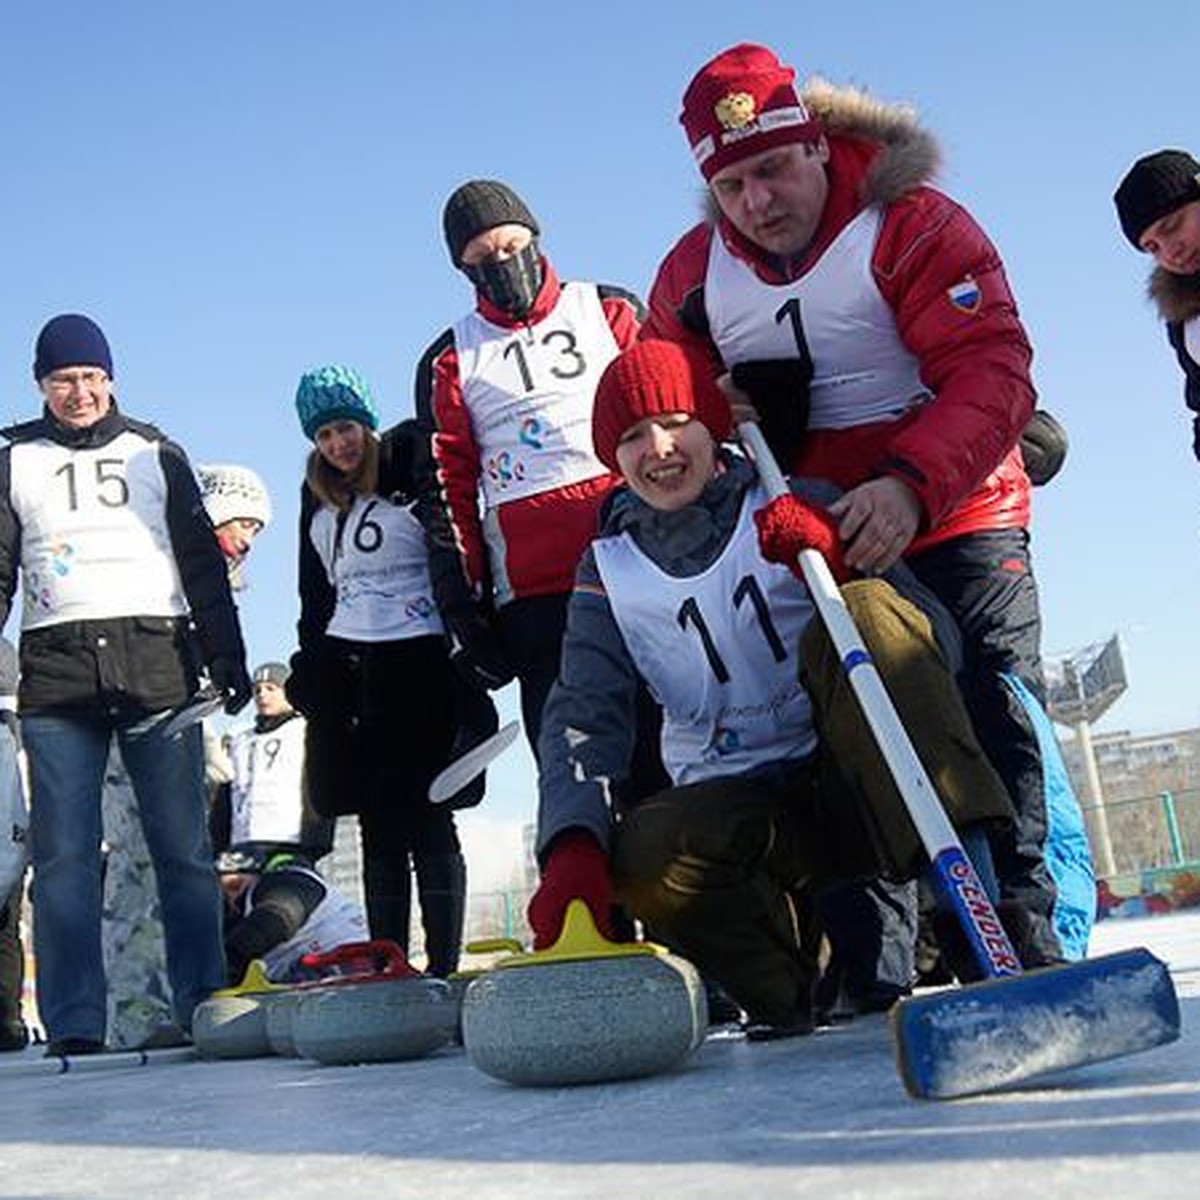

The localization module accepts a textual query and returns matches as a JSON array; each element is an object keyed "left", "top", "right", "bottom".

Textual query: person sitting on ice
[
  {"left": 211, "top": 661, "right": 365, "bottom": 984},
  {"left": 217, "top": 845, "right": 368, "bottom": 986},
  {"left": 527, "top": 339, "right": 1021, "bottom": 1039}
]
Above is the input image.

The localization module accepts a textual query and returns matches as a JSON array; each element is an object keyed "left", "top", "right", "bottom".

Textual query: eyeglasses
[{"left": 44, "top": 369, "right": 108, "bottom": 395}]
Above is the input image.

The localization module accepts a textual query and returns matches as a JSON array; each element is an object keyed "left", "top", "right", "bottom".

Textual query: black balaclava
[{"left": 464, "top": 241, "right": 544, "bottom": 319}]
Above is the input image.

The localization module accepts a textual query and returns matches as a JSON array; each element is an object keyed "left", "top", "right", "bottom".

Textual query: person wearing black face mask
[{"left": 413, "top": 180, "right": 665, "bottom": 782}]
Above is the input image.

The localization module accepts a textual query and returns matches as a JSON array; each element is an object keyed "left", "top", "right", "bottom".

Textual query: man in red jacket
[
  {"left": 414, "top": 180, "right": 650, "bottom": 760},
  {"left": 644, "top": 43, "right": 1061, "bottom": 996}
]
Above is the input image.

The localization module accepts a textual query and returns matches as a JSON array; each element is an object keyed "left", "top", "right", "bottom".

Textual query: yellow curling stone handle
[
  {"left": 211, "top": 959, "right": 286, "bottom": 997},
  {"left": 496, "top": 899, "right": 664, "bottom": 970}
]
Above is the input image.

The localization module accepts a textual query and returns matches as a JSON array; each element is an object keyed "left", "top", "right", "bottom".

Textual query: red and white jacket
[
  {"left": 416, "top": 261, "right": 642, "bottom": 609},
  {"left": 643, "top": 82, "right": 1034, "bottom": 550}
]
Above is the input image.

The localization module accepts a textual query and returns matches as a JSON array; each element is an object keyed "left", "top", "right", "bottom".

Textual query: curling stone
[
  {"left": 447, "top": 936, "right": 524, "bottom": 1045},
  {"left": 461, "top": 900, "right": 706, "bottom": 1087},
  {"left": 263, "top": 939, "right": 429, "bottom": 1059},
  {"left": 262, "top": 988, "right": 305, "bottom": 1057},
  {"left": 291, "top": 974, "right": 456, "bottom": 1065},
  {"left": 192, "top": 961, "right": 283, "bottom": 1060}
]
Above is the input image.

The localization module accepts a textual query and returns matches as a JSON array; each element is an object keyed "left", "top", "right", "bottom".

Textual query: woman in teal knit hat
[{"left": 287, "top": 365, "right": 497, "bottom": 977}]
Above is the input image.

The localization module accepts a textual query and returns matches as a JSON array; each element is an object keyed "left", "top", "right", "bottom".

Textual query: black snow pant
[{"left": 907, "top": 527, "right": 1062, "bottom": 964}]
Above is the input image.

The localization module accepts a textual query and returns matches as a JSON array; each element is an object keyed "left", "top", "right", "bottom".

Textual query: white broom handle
[{"left": 738, "top": 420, "right": 963, "bottom": 861}]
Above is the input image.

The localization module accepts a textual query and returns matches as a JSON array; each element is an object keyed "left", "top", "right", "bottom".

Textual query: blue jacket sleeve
[{"left": 535, "top": 547, "right": 642, "bottom": 860}]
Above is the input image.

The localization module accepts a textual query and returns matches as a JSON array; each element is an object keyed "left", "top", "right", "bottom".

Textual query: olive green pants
[{"left": 611, "top": 580, "right": 1012, "bottom": 1025}]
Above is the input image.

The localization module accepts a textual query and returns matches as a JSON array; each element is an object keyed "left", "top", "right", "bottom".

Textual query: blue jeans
[{"left": 25, "top": 710, "right": 225, "bottom": 1042}]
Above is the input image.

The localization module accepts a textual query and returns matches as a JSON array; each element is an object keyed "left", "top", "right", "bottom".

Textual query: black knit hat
[
  {"left": 1114, "top": 150, "right": 1200, "bottom": 249},
  {"left": 442, "top": 180, "right": 539, "bottom": 265}
]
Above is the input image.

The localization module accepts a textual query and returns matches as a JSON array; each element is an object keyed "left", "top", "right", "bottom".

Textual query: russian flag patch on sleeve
[{"left": 947, "top": 277, "right": 982, "bottom": 314}]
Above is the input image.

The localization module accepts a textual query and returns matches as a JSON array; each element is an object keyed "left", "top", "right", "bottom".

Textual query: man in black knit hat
[
  {"left": 413, "top": 180, "right": 662, "bottom": 772},
  {"left": 1114, "top": 149, "right": 1200, "bottom": 461}
]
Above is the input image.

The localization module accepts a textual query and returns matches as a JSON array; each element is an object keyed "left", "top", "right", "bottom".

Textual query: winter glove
[
  {"left": 284, "top": 650, "right": 320, "bottom": 716},
  {"left": 444, "top": 606, "right": 515, "bottom": 692},
  {"left": 730, "top": 358, "right": 812, "bottom": 465},
  {"left": 527, "top": 830, "right": 613, "bottom": 950},
  {"left": 754, "top": 492, "right": 849, "bottom": 584},
  {"left": 439, "top": 678, "right": 501, "bottom": 810},
  {"left": 209, "top": 655, "right": 253, "bottom": 716},
  {"left": 1019, "top": 409, "right": 1068, "bottom": 486}
]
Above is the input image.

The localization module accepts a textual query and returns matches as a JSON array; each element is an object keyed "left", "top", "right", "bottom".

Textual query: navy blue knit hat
[
  {"left": 295, "top": 365, "right": 379, "bottom": 440},
  {"left": 33, "top": 313, "right": 113, "bottom": 382}
]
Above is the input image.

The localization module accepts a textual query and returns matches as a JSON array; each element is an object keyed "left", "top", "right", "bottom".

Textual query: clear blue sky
[{"left": 2, "top": 1, "right": 1198, "bottom": 847}]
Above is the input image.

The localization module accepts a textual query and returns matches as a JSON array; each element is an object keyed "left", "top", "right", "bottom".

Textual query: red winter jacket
[{"left": 643, "top": 84, "right": 1034, "bottom": 550}]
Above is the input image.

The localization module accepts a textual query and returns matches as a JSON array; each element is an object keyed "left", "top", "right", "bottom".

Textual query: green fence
[{"left": 1080, "top": 787, "right": 1200, "bottom": 915}]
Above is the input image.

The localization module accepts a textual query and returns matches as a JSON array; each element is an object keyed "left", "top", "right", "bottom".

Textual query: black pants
[
  {"left": 611, "top": 580, "right": 1016, "bottom": 1023},
  {"left": 0, "top": 886, "right": 24, "bottom": 1042},
  {"left": 304, "top": 635, "right": 464, "bottom": 962},
  {"left": 907, "top": 528, "right": 1061, "bottom": 961}
]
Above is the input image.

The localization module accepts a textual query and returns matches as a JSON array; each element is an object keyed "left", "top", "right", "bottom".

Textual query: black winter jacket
[{"left": 0, "top": 404, "right": 246, "bottom": 716}]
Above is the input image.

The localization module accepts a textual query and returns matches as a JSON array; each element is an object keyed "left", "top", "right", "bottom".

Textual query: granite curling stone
[
  {"left": 260, "top": 939, "right": 416, "bottom": 1058},
  {"left": 461, "top": 900, "right": 706, "bottom": 1086},
  {"left": 447, "top": 936, "right": 524, "bottom": 1045},
  {"left": 291, "top": 975, "right": 456, "bottom": 1065},
  {"left": 192, "top": 961, "right": 283, "bottom": 1060}
]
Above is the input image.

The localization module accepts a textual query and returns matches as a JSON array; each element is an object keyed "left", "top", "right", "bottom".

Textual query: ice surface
[{"left": 1, "top": 914, "right": 1197, "bottom": 1200}]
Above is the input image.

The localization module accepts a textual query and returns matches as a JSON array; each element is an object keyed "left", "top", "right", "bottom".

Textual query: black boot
[
  {"left": 415, "top": 853, "right": 467, "bottom": 977},
  {"left": 741, "top": 977, "right": 816, "bottom": 1042},
  {"left": 0, "top": 894, "right": 27, "bottom": 1053},
  {"left": 363, "top": 853, "right": 413, "bottom": 953}
]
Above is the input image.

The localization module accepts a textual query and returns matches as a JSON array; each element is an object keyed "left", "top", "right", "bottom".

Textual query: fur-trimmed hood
[
  {"left": 803, "top": 78, "right": 941, "bottom": 205},
  {"left": 702, "top": 79, "right": 941, "bottom": 220},
  {"left": 1148, "top": 265, "right": 1200, "bottom": 325}
]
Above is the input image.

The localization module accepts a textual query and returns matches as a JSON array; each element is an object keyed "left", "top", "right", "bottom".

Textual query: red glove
[
  {"left": 526, "top": 830, "right": 613, "bottom": 950},
  {"left": 754, "top": 492, "right": 849, "bottom": 584}
]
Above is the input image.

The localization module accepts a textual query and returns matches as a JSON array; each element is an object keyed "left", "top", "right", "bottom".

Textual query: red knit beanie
[
  {"left": 680, "top": 43, "right": 822, "bottom": 180},
  {"left": 592, "top": 340, "right": 733, "bottom": 471}
]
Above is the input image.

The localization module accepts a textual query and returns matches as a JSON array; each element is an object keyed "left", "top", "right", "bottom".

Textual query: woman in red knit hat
[{"left": 527, "top": 339, "right": 1016, "bottom": 1039}]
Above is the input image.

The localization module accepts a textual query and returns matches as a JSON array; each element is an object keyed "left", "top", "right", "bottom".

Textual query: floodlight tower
[{"left": 1045, "top": 636, "right": 1128, "bottom": 877}]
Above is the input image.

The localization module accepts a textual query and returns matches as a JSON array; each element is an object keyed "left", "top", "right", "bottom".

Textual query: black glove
[
  {"left": 285, "top": 650, "right": 320, "bottom": 716},
  {"left": 444, "top": 606, "right": 515, "bottom": 691},
  {"left": 730, "top": 358, "right": 813, "bottom": 465},
  {"left": 1019, "top": 409, "right": 1068, "bottom": 486},
  {"left": 209, "top": 656, "right": 252, "bottom": 715},
  {"left": 440, "top": 679, "right": 502, "bottom": 810}
]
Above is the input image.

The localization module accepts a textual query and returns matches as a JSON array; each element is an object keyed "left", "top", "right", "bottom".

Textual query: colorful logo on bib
[
  {"left": 518, "top": 416, "right": 545, "bottom": 450},
  {"left": 24, "top": 570, "right": 54, "bottom": 613},
  {"left": 51, "top": 541, "right": 75, "bottom": 576},
  {"left": 713, "top": 726, "right": 742, "bottom": 755},
  {"left": 486, "top": 450, "right": 526, "bottom": 490},
  {"left": 947, "top": 277, "right": 982, "bottom": 315}
]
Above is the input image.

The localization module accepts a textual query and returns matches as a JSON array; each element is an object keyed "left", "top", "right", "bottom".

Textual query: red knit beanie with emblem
[
  {"left": 680, "top": 43, "right": 822, "bottom": 180},
  {"left": 592, "top": 340, "right": 733, "bottom": 472}
]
